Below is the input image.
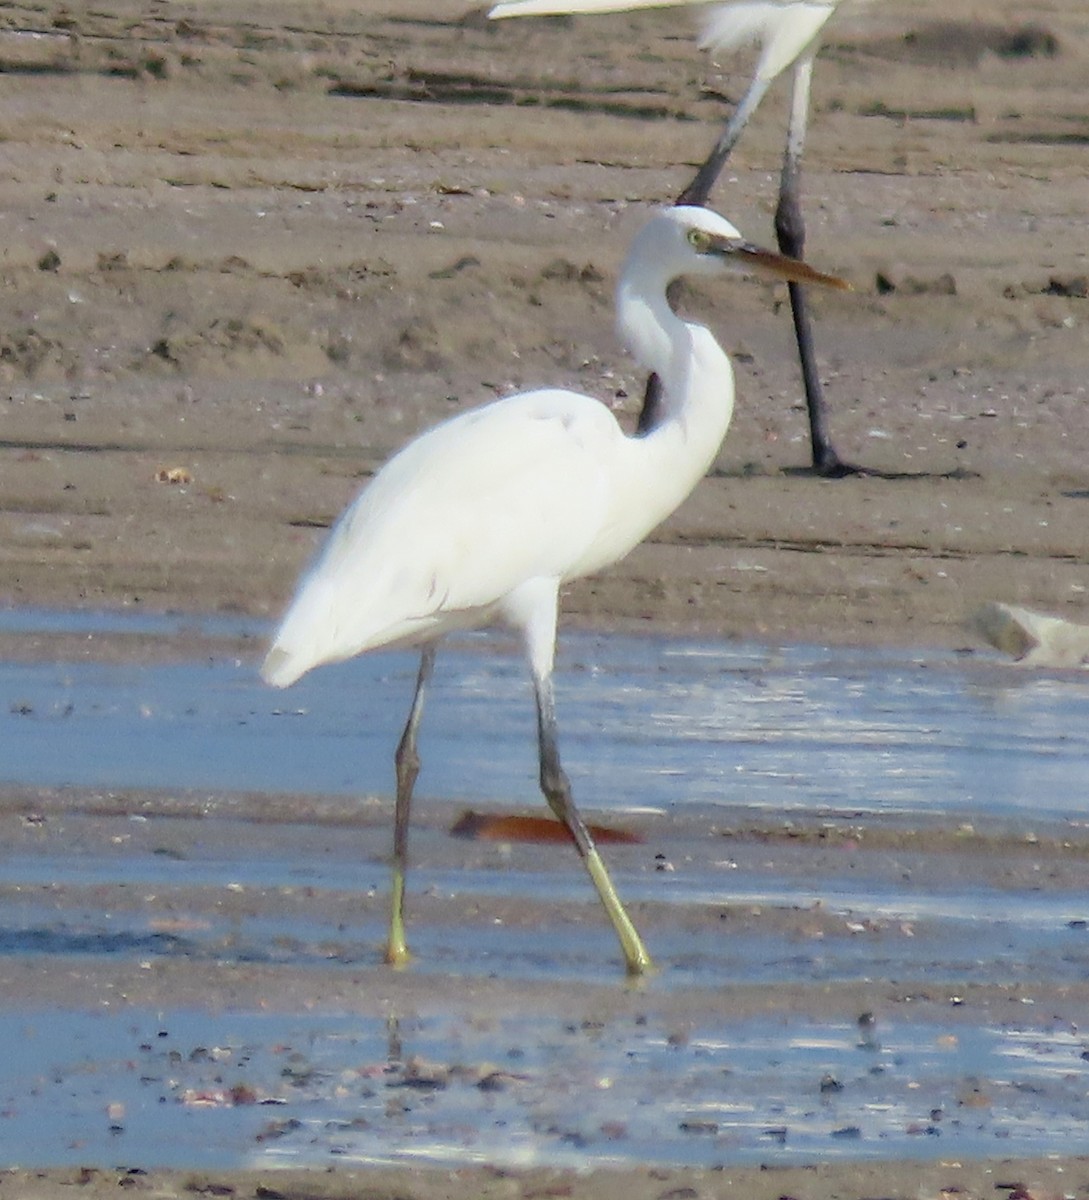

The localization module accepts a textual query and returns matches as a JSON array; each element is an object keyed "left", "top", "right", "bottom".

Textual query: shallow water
[
  {"left": 2, "top": 608, "right": 1089, "bottom": 1170},
  {"left": 3, "top": 609, "right": 1088, "bottom": 821},
  {"left": 3, "top": 1008, "right": 1089, "bottom": 1170}
]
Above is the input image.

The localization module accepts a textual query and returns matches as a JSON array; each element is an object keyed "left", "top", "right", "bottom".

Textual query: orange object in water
[{"left": 450, "top": 810, "right": 642, "bottom": 845}]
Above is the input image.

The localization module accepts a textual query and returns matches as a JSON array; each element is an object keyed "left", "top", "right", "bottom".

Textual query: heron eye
[{"left": 686, "top": 227, "right": 710, "bottom": 252}]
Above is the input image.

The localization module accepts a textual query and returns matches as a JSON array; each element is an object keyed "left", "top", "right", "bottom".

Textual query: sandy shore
[
  {"left": 2, "top": 0, "right": 1089, "bottom": 1194},
  {"left": 2, "top": 1158, "right": 1086, "bottom": 1200}
]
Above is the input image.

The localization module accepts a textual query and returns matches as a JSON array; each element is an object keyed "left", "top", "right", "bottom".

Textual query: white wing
[
  {"left": 699, "top": 3, "right": 836, "bottom": 82},
  {"left": 488, "top": 0, "right": 842, "bottom": 46},
  {"left": 490, "top": 0, "right": 719, "bottom": 16},
  {"left": 489, "top": 0, "right": 840, "bottom": 86},
  {"left": 263, "top": 389, "right": 622, "bottom": 686}
]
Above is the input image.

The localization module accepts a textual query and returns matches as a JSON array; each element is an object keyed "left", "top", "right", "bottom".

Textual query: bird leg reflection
[
  {"left": 533, "top": 670, "right": 653, "bottom": 976},
  {"left": 386, "top": 645, "right": 436, "bottom": 966}
]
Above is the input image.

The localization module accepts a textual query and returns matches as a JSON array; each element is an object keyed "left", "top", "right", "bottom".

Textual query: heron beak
[{"left": 729, "top": 240, "right": 852, "bottom": 291}]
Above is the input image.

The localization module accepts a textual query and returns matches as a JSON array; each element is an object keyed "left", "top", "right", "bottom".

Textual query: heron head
[{"left": 653, "top": 204, "right": 851, "bottom": 291}]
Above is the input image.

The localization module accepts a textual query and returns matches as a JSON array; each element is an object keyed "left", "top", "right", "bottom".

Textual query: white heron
[
  {"left": 262, "top": 205, "right": 848, "bottom": 975},
  {"left": 488, "top": 0, "right": 871, "bottom": 474}
]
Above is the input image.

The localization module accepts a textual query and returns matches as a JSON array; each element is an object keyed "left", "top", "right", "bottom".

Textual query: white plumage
[
  {"left": 262, "top": 385, "right": 716, "bottom": 686},
  {"left": 264, "top": 208, "right": 751, "bottom": 691},
  {"left": 489, "top": 0, "right": 843, "bottom": 88},
  {"left": 262, "top": 205, "right": 847, "bottom": 973},
  {"left": 702, "top": 3, "right": 839, "bottom": 85}
]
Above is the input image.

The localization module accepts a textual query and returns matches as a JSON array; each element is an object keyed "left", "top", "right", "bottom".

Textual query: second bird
[{"left": 489, "top": 0, "right": 876, "bottom": 474}]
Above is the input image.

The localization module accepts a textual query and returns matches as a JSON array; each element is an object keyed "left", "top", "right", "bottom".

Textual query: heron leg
[
  {"left": 636, "top": 372, "right": 664, "bottom": 436},
  {"left": 533, "top": 666, "right": 652, "bottom": 977},
  {"left": 646, "top": 74, "right": 772, "bottom": 440},
  {"left": 676, "top": 73, "right": 772, "bottom": 208},
  {"left": 385, "top": 645, "right": 435, "bottom": 966},
  {"left": 775, "top": 56, "right": 853, "bottom": 478},
  {"left": 502, "top": 578, "right": 651, "bottom": 975}
]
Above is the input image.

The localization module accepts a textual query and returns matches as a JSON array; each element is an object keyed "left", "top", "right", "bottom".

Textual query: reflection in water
[
  {"left": 1, "top": 1007, "right": 1087, "bottom": 1170},
  {"left": 2, "top": 609, "right": 1089, "bottom": 1170}
]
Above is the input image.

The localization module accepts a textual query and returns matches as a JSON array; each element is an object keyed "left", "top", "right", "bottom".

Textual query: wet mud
[{"left": 4, "top": 621, "right": 1089, "bottom": 1191}]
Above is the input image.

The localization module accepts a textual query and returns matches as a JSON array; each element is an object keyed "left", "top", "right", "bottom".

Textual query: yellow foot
[
  {"left": 383, "top": 942, "right": 411, "bottom": 968},
  {"left": 625, "top": 947, "right": 654, "bottom": 978}
]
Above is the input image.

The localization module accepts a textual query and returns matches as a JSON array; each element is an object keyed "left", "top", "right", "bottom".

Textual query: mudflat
[{"left": 0, "top": 0, "right": 1087, "bottom": 648}]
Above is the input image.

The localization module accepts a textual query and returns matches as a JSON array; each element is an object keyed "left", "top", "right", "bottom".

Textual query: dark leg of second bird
[
  {"left": 640, "top": 69, "right": 857, "bottom": 474},
  {"left": 775, "top": 154, "right": 856, "bottom": 477}
]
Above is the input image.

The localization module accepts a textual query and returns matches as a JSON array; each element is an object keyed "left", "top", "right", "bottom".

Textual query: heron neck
[
  {"left": 560, "top": 264, "right": 739, "bottom": 583},
  {"left": 616, "top": 277, "right": 736, "bottom": 445}
]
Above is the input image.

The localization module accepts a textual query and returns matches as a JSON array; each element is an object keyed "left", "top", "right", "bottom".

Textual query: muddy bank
[
  {"left": 3, "top": 762, "right": 1089, "bottom": 1182},
  {"left": 3, "top": 1158, "right": 1088, "bottom": 1200},
  {"left": 0, "top": 0, "right": 1087, "bottom": 649}
]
